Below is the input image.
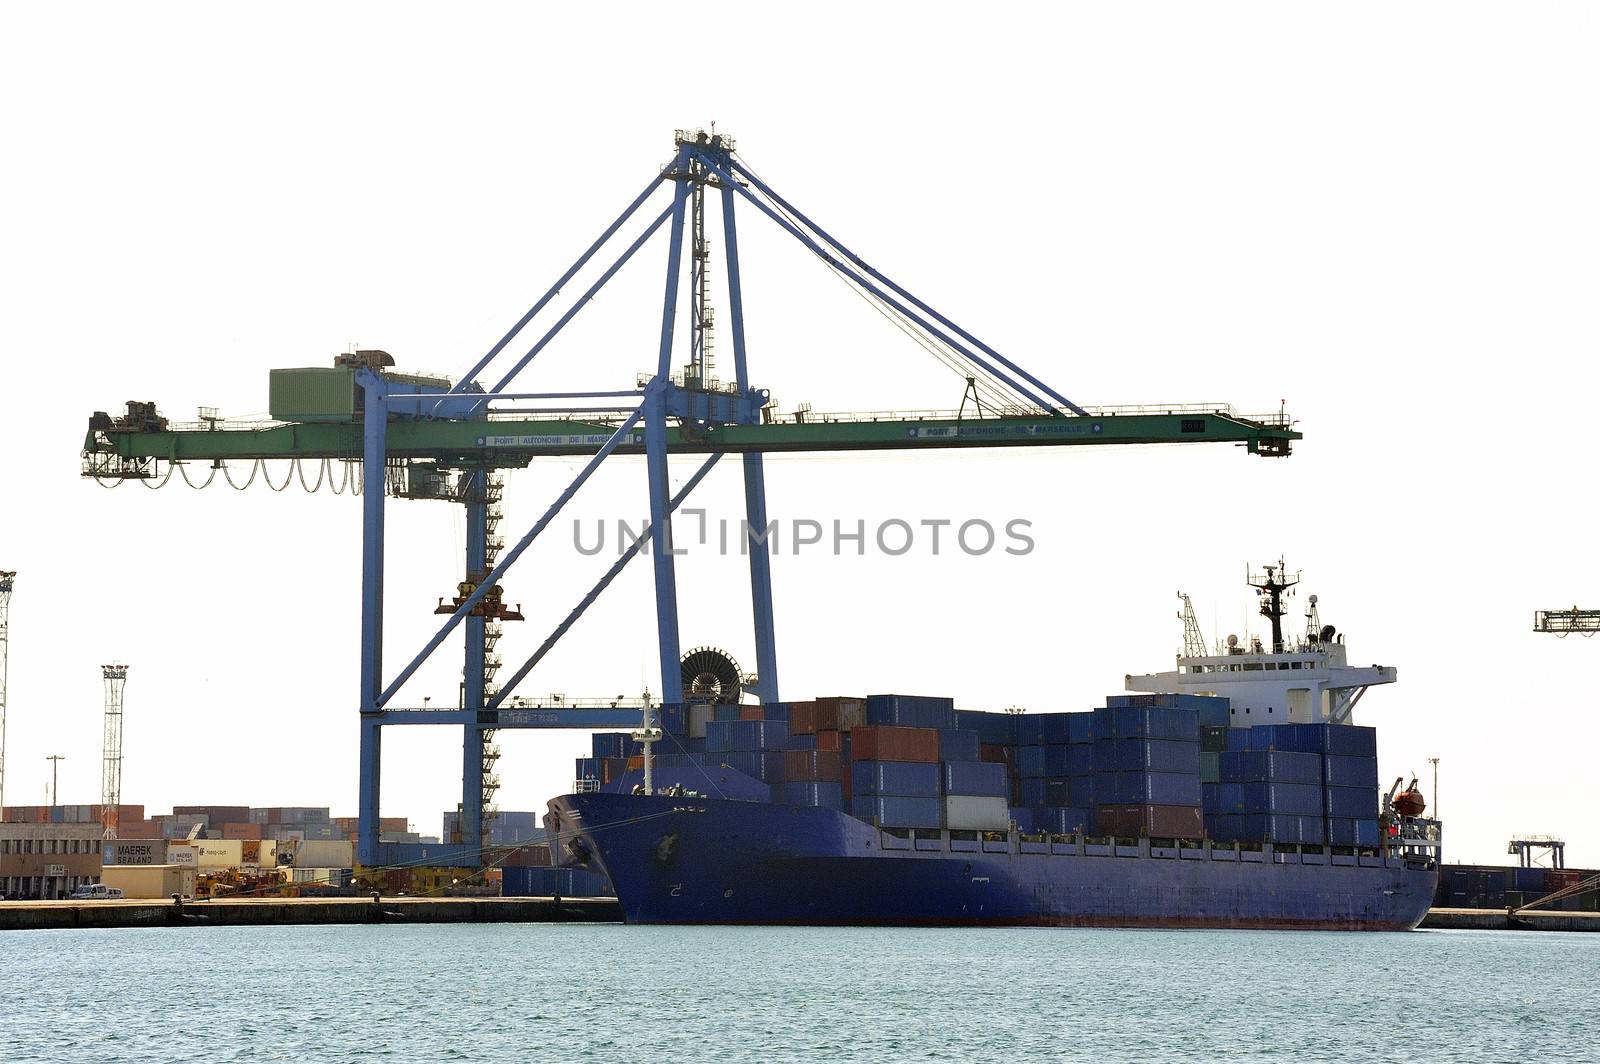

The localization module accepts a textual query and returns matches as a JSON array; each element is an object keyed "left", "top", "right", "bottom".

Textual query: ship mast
[{"left": 1248, "top": 559, "right": 1299, "bottom": 654}]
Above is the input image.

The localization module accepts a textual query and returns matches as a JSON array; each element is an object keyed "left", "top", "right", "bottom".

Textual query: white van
[{"left": 67, "top": 883, "right": 124, "bottom": 900}]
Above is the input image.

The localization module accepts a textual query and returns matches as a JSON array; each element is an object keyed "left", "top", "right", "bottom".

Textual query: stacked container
[
  {"left": 1089, "top": 699, "right": 1207, "bottom": 839},
  {"left": 1203, "top": 723, "right": 1380, "bottom": 847}
]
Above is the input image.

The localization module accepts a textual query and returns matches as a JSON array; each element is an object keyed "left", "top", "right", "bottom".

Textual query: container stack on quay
[{"left": 1434, "top": 864, "right": 1600, "bottom": 912}]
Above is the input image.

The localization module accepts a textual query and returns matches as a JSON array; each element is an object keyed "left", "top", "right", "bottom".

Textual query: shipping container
[
  {"left": 1096, "top": 770, "right": 1201, "bottom": 806},
  {"left": 1092, "top": 704, "right": 1200, "bottom": 741},
  {"left": 851, "top": 760, "right": 941, "bottom": 798},
  {"left": 1009, "top": 806, "right": 1034, "bottom": 833},
  {"left": 712, "top": 705, "right": 742, "bottom": 722},
  {"left": 1093, "top": 737, "right": 1200, "bottom": 774},
  {"left": 942, "top": 761, "right": 1008, "bottom": 797},
  {"left": 1219, "top": 749, "right": 1323, "bottom": 785},
  {"left": 1094, "top": 803, "right": 1203, "bottom": 839},
  {"left": 1326, "top": 817, "right": 1382, "bottom": 847},
  {"left": 851, "top": 795, "right": 943, "bottom": 828},
  {"left": 1067, "top": 776, "right": 1096, "bottom": 807},
  {"left": 1016, "top": 745, "right": 1047, "bottom": 778},
  {"left": 813, "top": 697, "right": 867, "bottom": 732},
  {"left": 849, "top": 725, "right": 939, "bottom": 763},
  {"left": 1323, "top": 753, "right": 1380, "bottom": 789},
  {"left": 775, "top": 781, "right": 845, "bottom": 810},
  {"left": 1200, "top": 726, "right": 1230, "bottom": 752},
  {"left": 714, "top": 750, "right": 786, "bottom": 783},
  {"left": 788, "top": 701, "right": 817, "bottom": 735},
  {"left": 955, "top": 709, "right": 1017, "bottom": 746},
  {"left": 944, "top": 794, "right": 1009, "bottom": 830},
  {"left": 784, "top": 750, "right": 843, "bottom": 782},
  {"left": 1324, "top": 786, "right": 1379, "bottom": 819},
  {"left": 815, "top": 730, "right": 842, "bottom": 753},
  {"left": 705, "top": 718, "right": 789, "bottom": 753},
  {"left": 1044, "top": 779, "right": 1071, "bottom": 806},
  {"left": 500, "top": 865, "right": 614, "bottom": 897},
  {"left": 688, "top": 703, "right": 715, "bottom": 740},
  {"left": 1018, "top": 778, "right": 1047, "bottom": 807},
  {"left": 1221, "top": 781, "right": 1323, "bottom": 816},
  {"left": 865, "top": 694, "right": 956, "bottom": 730},
  {"left": 1066, "top": 744, "right": 1094, "bottom": 776},
  {"left": 937, "top": 729, "right": 981, "bottom": 763},
  {"left": 1199, "top": 751, "right": 1220, "bottom": 783},
  {"left": 1033, "top": 806, "right": 1092, "bottom": 834},
  {"left": 100, "top": 864, "right": 196, "bottom": 899}
]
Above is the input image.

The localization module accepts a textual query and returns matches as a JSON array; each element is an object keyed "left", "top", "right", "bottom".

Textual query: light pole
[
  {"left": 46, "top": 754, "right": 64, "bottom": 808},
  {"left": 1428, "top": 757, "right": 1439, "bottom": 817}
]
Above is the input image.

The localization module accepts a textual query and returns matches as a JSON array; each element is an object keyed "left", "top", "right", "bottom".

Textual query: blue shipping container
[
  {"left": 705, "top": 718, "right": 789, "bottom": 753},
  {"left": 1018, "top": 778, "right": 1047, "bottom": 807},
  {"left": 865, "top": 694, "right": 957, "bottom": 730},
  {"left": 776, "top": 780, "right": 844, "bottom": 810},
  {"left": 1067, "top": 712, "right": 1095, "bottom": 744},
  {"left": 937, "top": 729, "right": 981, "bottom": 763},
  {"left": 1066, "top": 744, "right": 1094, "bottom": 776},
  {"left": 786, "top": 733, "right": 817, "bottom": 751},
  {"left": 1034, "top": 806, "right": 1092, "bottom": 834},
  {"left": 1099, "top": 770, "right": 1201, "bottom": 806},
  {"left": 1092, "top": 704, "right": 1200, "bottom": 741},
  {"left": 1068, "top": 777, "right": 1096, "bottom": 807},
  {"left": 943, "top": 760, "right": 1008, "bottom": 797},
  {"left": 1016, "top": 745, "right": 1047, "bottom": 778},
  {"left": 955, "top": 710, "right": 1017, "bottom": 746},
  {"left": 1238, "top": 781, "right": 1323, "bottom": 816},
  {"left": 591, "top": 733, "right": 629, "bottom": 759},
  {"left": 851, "top": 760, "right": 941, "bottom": 797},
  {"left": 1324, "top": 785, "right": 1378, "bottom": 819},
  {"left": 715, "top": 750, "right": 786, "bottom": 782},
  {"left": 1009, "top": 806, "right": 1034, "bottom": 833},
  {"left": 1323, "top": 753, "right": 1379, "bottom": 788},
  {"left": 1220, "top": 750, "right": 1323, "bottom": 785},
  {"left": 852, "top": 795, "right": 943, "bottom": 828}
]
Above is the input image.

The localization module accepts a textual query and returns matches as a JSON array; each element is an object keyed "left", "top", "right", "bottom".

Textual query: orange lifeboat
[{"left": 1392, "top": 784, "right": 1426, "bottom": 818}]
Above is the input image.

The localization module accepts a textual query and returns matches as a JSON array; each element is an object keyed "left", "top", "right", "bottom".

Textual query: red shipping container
[
  {"left": 814, "top": 697, "right": 866, "bottom": 732},
  {"left": 979, "top": 744, "right": 1014, "bottom": 767},
  {"left": 739, "top": 706, "right": 766, "bottom": 721},
  {"left": 788, "top": 702, "right": 817, "bottom": 735},
  {"left": 784, "top": 750, "right": 843, "bottom": 781},
  {"left": 1094, "top": 804, "right": 1202, "bottom": 840},
  {"left": 223, "top": 821, "right": 263, "bottom": 840},
  {"left": 850, "top": 725, "right": 939, "bottom": 763},
  {"left": 815, "top": 730, "right": 842, "bottom": 752},
  {"left": 601, "top": 757, "right": 630, "bottom": 784}
]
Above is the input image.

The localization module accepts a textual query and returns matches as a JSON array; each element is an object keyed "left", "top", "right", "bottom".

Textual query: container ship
[{"left": 546, "top": 565, "right": 1442, "bottom": 929}]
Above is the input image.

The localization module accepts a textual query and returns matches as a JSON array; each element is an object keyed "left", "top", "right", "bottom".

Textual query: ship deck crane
[{"left": 81, "top": 130, "right": 1301, "bottom": 868}]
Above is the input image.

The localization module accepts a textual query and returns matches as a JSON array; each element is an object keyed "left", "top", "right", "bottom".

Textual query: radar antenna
[
  {"left": 1248, "top": 558, "right": 1300, "bottom": 654},
  {"left": 1178, "top": 592, "right": 1207, "bottom": 658}
]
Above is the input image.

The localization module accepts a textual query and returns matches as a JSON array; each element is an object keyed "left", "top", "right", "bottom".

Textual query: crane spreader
[{"left": 82, "top": 130, "right": 1300, "bottom": 867}]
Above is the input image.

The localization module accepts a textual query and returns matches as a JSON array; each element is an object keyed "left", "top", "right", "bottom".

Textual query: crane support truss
[
  {"left": 81, "top": 131, "right": 1301, "bottom": 868},
  {"left": 1533, "top": 609, "right": 1600, "bottom": 636}
]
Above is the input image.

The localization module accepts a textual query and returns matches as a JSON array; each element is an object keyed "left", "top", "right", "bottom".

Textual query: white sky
[{"left": 2, "top": 3, "right": 1595, "bottom": 864}]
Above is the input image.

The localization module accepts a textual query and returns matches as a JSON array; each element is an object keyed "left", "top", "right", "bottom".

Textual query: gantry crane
[
  {"left": 81, "top": 130, "right": 1301, "bottom": 867},
  {"left": 1533, "top": 608, "right": 1600, "bottom": 636}
]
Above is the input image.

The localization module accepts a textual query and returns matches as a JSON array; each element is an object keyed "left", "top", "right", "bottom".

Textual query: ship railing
[{"left": 572, "top": 778, "right": 601, "bottom": 794}]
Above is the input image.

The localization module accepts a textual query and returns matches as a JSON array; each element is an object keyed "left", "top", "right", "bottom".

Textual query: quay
[
  {"left": 1422, "top": 907, "right": 1600, "bottom": 933},
  {"left": 0, "top": 895, "right": 622, "bottom": 931}
]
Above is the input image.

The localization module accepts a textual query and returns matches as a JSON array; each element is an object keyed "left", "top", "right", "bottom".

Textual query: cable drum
[{"left": 680, "top": 646, "right": 743, "bottom": 704}]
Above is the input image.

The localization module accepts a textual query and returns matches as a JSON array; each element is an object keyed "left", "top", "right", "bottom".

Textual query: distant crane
[
  {"left": 1533, "top": 607, "right": 1600, "bottom": 636},
  {"left": 0, "top": 570, "right": 13, "bottom": 811},
  {"left": 101, "top": 664, "right": 128, "bottom": 839}
]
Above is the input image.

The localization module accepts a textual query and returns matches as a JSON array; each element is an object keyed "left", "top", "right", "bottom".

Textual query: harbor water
[{"left": 6, "top": 924, "right": 1596, "bottom": 1061}]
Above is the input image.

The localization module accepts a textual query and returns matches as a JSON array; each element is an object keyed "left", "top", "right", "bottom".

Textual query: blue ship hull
[{"left": 548, "top": 792, "right": 1437, "bottom": 930}]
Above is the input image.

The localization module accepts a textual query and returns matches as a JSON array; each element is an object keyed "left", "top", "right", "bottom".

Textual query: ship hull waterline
[{"left": 548, "top": 792, "right": 1437, "bottom": 931}]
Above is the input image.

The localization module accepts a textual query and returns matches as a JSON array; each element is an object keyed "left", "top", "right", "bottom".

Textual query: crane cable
[{"left": 733, "top": 155, "right": 1039, "bottom": 415}]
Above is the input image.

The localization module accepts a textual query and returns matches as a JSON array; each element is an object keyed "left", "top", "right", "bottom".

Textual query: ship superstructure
[{"left": 1128, "top": 562, "right": 1397, "bottom": 726}]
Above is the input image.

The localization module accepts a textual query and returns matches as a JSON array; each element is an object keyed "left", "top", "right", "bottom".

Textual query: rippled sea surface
[{"left": 6, "top": 923, "right": 1598, "bottom": 1062}]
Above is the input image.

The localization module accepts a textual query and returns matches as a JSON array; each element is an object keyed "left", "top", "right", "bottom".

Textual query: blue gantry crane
[{"left": 82, "top": 130, "right": 1299, "bottom": 868}]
